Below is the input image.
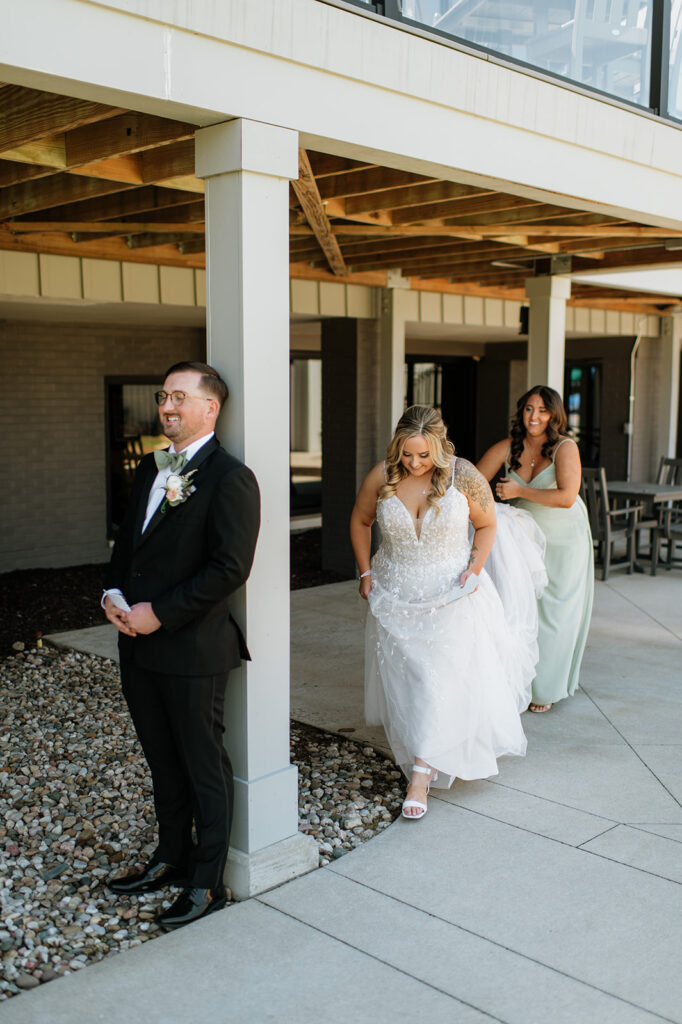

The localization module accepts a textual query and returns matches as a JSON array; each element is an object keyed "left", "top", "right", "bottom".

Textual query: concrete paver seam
[
  {"left": 574, "top": 847, "right": 682, "bottom": 887},
  {"left": 320, "top": 869, "right": 677, "bottom": 1024},
  {"left": 486, "top": 780, "right": 623, "bottom": 823},
  {"left": 574, "top": 824, "right": 621, "bottom": 847},
  {"left": 434, "top": 790, "right": 621, "bottom": 839},
  {"left": 629, "top": 825, "right": 682, "bottom": 847},
  {"left": 254, "top": 895, "right": 508, "bottom": 1024},
  {"left": 580, "top": 688, "right": 682, "bottom": 812},
  {"left": 602, "top": 581, "right": 682, "bottom": 643}
]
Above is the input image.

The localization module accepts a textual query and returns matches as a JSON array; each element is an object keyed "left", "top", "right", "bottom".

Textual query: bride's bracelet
[{"left": 359, "top": 569, "right": 372, "bottom": 579}]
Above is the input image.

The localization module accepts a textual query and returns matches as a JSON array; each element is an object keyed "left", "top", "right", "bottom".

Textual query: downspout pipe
[{"left": 626, "top": 327, "right": 645, "bottom": 481}]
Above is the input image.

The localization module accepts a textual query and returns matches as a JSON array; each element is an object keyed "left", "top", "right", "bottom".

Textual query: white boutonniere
[{"left": 161, "top": 470, "right": 197, "bottom": 513}]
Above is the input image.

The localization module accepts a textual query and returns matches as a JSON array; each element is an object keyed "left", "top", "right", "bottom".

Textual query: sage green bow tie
[{"left": 154, "top": 449, "right": 187, "bottom": 472}]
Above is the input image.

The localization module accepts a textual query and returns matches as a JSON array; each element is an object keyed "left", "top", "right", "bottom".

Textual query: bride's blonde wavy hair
[{"left": 379, "top": 405, "right": 455, "bottom": 516}]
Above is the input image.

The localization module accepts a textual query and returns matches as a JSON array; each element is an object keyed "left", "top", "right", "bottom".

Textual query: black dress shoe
[
  {"left": 108, "top": 860, "right": 188, "bottom": 895},
  {"left": 157, "top": 886, "right": 228, "bottom": 931}
]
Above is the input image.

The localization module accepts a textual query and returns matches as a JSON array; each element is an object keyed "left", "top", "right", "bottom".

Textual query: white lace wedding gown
[{"left": 365, "top": 463, "right": 547, "bottom": 787}]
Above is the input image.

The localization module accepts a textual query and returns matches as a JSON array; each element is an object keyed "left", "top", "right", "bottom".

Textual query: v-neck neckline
[
  {"left": 509, "top": 462, "right": 554, "bottom": 486},
  {"left": 392, "top": 494, "right": 434, "bottom": 542}
]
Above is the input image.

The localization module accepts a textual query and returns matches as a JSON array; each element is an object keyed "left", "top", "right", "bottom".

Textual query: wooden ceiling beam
[
  {"left": 392, "top": 253, "right": 533, "bottom": 277},
  {"left": 4, "top": 220, "right": 204, "bottom": 235},
  {"left": 0, "top": 161, "right": 56, "bottom": 188},
  {"left": 138, "top": 140, "right": 202, "bottom": 192},
  {"left": 324, "top": 198, "right": 393, "bottom": 226},
  {"left": 306, "top": 153, "right": 373, "bottom": 178},
  {"left": 443, "top": 203, "right": 583, "bottom": 228},
  {"left": 481, "top": 223, "right": 682, "bottom": 238},
  {"left": 0, "top": 152, "right": 147, "bottom": 187},
  {"left": 0, "top": 86, "right": 123, "bottom": 153},
  {"left": 12, "top": 186, "right": 199, "bottom": 224},
  {"left": 341, "top": 239, "right": 487, "bottom": 263},
  {"left": 317, "top": 234, "right": 473, "bottom": 258},
  {"left": 344, "top": 180, "right": 491, "bottom": 215},
  {"left": 346, "top": 244, "right": 513, "bottom": 271},
  {"left": 1, "top": 138, "right": 67, "bottom": 168},
  {"left": 0, "top": 225, "right": 205, "bottom": 267},
  {"left": 178, "top": 237, "right": 206, "bottom": 255},
  {"left": 67, "top": 154, "right": 143, "bottom": 184},
  {"left": 65, "top": 113, "right": 196, "bottom": 166},
  {"left": 127, "top": 231, "right": 202, "bottom": 249},
  {"left": 555, "top": 236, "right": 665, "bottom": 255},
  {"left": 569, "top": 294, "right": 676, "bottom": 312},
  {"left": 393, "top": 194, "right": 541, "bottom": 225},
  {"left": 0, "top": 173, "right": 134, "bottom": 219},
  {"left": 316, "top": 166, "right": 435, "bottom": 201},
  {"left": 441, "top": 269, "right": 529, "bottom": 285},
  {"left": 291, "top": 148, "right": 347, "bottom": 276}
]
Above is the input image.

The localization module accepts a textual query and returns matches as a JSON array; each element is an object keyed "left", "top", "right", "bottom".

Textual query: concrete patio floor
[{"left": 5, "top": 572, "right": 682, "bottom": 1024}]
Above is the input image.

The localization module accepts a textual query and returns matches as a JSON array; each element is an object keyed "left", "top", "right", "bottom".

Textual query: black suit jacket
[{"left": 106, "top": 437, "right": 261, "bottom": 676}]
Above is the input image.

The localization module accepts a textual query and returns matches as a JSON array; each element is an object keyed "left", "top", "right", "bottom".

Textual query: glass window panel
[
  {"left": 412, "top": 362, "right": 442, "bottom": 407},
  {"left": 397, "top": 1, "right": 651, "bottom": 107}
]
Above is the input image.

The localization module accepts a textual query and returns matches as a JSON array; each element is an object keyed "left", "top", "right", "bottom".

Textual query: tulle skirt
[{"left": 365, "top": 503, "right": 547, "bottom": 787}]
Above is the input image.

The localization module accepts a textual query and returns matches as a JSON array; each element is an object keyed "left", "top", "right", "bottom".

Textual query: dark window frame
[{"left": 104, "top": 375, "right": 165, "bottom": 539}]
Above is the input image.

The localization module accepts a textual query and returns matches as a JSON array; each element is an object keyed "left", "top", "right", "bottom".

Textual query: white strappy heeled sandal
[{"left": 401, "top": 763, "right": 437, "bottom": 820}]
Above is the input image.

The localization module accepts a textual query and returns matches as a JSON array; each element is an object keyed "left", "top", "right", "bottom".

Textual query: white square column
[
  {"left": 195, "top": 119, "right": 317, "bottom": 898},
  {"left": 525, "top": 276, "right": 571, "bottom": 395},
  {"left": 658, "top": 313, "right": 682, "bottom": 459},
  {"left": 379, "top": 284, "right": 409, "bottom": 448}
]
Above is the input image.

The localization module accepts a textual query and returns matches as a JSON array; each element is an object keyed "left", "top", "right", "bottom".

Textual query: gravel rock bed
[{"left": 0, "top": 646, "right": 402, "bottom": 1001}]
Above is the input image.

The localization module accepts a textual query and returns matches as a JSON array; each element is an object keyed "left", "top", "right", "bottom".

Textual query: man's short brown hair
[{"left": 163, "top": 361, "right": 229, "bottom": 408}]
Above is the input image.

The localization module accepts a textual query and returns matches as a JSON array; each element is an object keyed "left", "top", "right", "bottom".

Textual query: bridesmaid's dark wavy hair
[{"left": 509, "top": 385, "right": 567, "bottom": 473}]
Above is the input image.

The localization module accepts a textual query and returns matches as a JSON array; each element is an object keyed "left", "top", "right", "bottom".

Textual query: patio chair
[
  {"left": 657, "top": 456, "right": 682, "bottom": 569},
  {"left": 581, "top": 467, "right": 645, "bottom": 580}
]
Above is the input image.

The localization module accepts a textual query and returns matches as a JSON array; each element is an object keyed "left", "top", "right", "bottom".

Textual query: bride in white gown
[{"left": 350, "top": 406, "right": 546, "bottom": 819}]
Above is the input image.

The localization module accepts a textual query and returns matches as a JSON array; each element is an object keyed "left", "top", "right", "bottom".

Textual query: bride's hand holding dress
[{"left": 351, "top": 406, "right": 541, "bottom": 820}]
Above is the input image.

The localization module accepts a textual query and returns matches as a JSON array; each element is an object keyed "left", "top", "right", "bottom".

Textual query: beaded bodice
[{"left": 368, "top": 484, "right": 472, "bottom": 639}]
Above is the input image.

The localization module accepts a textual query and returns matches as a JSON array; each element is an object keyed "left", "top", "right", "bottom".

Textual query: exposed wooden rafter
[
  {"left": 0, "top": 85, "right": 681, "bottom": 314},
  {"left": 291, "top": 148, "right": 347, "bottom": 277},
  {"left": 0, "top": 86, "right": 123, "bottom": 153}
]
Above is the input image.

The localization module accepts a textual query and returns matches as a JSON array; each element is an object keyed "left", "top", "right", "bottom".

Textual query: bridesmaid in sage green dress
[{"left": 477, "top": 385, "right": 594, "bottom": 712}]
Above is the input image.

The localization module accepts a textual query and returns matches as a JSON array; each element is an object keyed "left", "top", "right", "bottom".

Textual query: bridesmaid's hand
[
  {"left": 495, "top": 476, "right": 521, "bottom": 501},
  {"left": 359, "top": 574, "right": 373, "bottom": 600},
  {"left": 459, "top": 569, "right": 479, "bottom": 593}
]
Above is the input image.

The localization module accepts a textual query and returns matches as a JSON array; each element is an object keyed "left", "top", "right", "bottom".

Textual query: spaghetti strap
[
  {"left": 450, "top": 456, "right": 456, "bottom": 486},
  {"left": 383, "top": 460, "right": 388, "bottom": 482},
  {"left": 552, "top": 437, "right": 574, "bottom": 462}
]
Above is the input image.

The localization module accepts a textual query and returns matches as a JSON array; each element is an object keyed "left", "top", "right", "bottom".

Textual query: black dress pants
[{"left": 120, "top": 661, "right": 233, "bottom": 889}]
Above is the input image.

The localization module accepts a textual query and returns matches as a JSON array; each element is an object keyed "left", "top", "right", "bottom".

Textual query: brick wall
[{"left": 0, "top": 320, "right": 204, "bottom": 572}]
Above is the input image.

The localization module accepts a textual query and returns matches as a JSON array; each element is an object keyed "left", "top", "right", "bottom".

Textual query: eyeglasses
[{"left": 154, "top": 390, "right": 213, "bottom": 407}]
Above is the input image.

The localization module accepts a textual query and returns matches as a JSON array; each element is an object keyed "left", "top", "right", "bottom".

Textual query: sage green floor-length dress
[{"left": 506, "top": 445, "right": 594, "bottom": 706}]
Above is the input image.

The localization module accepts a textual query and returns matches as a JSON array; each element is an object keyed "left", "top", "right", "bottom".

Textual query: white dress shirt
[
  {"left": 141, "top": 431, "right": 214, "bottom": 532},
  {"left": 102, "top": 431, "right": 214, "bottom": 609}
]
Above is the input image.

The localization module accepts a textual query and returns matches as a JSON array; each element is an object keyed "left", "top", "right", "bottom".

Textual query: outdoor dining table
[
  {"left": 607, "top": 480, "right": 682, "bottom": 503},
  {"left": 606, "top": 480, "right": 682, "bottom": 572}
]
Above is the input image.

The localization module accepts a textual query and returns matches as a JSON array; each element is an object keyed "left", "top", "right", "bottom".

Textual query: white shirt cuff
[{"left": 101, "top": 588, "right": 124, "bottom": 610}]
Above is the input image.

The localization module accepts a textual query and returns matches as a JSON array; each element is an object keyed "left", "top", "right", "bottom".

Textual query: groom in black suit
[{"left": 103, "top": 360, "right": 260, "bottom": 930}]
